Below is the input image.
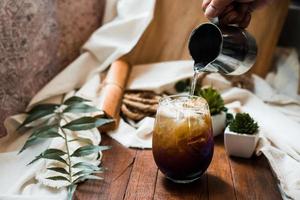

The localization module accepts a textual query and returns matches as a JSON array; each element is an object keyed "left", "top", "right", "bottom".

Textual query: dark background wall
[
  {"left": 278, "top": 0, "right": 300, "bottom": 55},
  {"left": 0, "top": 0, "right": 106, "bottom": 137}
]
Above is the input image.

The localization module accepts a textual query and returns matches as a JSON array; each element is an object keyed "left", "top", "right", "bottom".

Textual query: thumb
[{"left": 204, "top": 0, "right": 233, "bottom": 18}]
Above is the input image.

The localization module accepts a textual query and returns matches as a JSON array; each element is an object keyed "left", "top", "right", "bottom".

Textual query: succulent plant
[
  {"left": 225, "top": 109, "right": 234, "bottom": 126},
  {"left": 196, "top": 87, "right": 225, "bottom": 115},
  {"left": 229, "top": 113, "right": 259, "bottom": 135},
  {"left": 174, "top": 79, "right": 190, "bottom": 93}
]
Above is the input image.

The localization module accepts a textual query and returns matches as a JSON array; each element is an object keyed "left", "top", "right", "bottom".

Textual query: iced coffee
[{"left": 152, "top": 95, "right": 213, "bottom": 183}]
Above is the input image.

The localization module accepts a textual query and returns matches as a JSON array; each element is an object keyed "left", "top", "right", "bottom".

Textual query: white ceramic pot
[
  {"left": 224, "top": 127, "right": 258, "bottom": 158},
  {"left": 211, "top": 111, "right": 226, "bottom": 137}
]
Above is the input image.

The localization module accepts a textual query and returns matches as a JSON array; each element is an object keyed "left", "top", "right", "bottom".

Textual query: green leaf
[
  {"left": 37, "top": 131, "right": 62, "bottom": 139},
  {"left": 19, "top": 125, "right": 62, "bottom": 153},
  {"left": 19, "top": 136, "right": 39, "bottom": 154},
  {"left": 31, "top": 125, "right": 61, "bottom": 138},
  {"left": 27, "top": 104, "right": 59, "bottom": 115},
  {"left": 229, "top": 113, "right": 259, "bottom": 134},
  {"left": 196, "top": 87, "right": 225, "bottom": 115},
  {"left": 72, "top": 170, "right": 92, "bottom": 177},
  {"left": 83, "top": 175, "right": 103, "bottom": 181},
  {"left": 63, "top": 103, "right": 99, "bottom": 114},
  {"left": 68, "top": 138, "right": 93, "bottom": 145},
  {"left": 226, "top": 112, "right": 234, "bottom": 126},
  {"left": 175, "top": 79, "right": 190, "bottom": 93},
  {"left": 67, "top": 184, "right": 77, "bottom": 200},
  {"left": 73, "top": 175, "right": 103, "bottom": 184},
  {"left": 18, "top": 104, "right": 59, "bottom": 129},
  {"left": 46, "top": 176, "right": 69, "bottom": 182},
  {"left": 28, "top": 148, "right": 67, "bottom": 165},
  {"left": 62, "top": 117, "right": 114, "bottom": 131},
  {"left": 71, "top": 145, "right": 111, "bottom": 157},
  {"left": 72, "top": 162, "right": 102, "bottom": 171},
  {"left": 72, "top": 168, "right": 104, "bottom": 178},
  {"left": 47, "top": 167, "right": 69, "bottom": 175},
  {"left": 64, "top": 96, "right": 90, "bottom": 105},
  {"left": 42, "top": 148, "right": 66, "bottom": 156}
]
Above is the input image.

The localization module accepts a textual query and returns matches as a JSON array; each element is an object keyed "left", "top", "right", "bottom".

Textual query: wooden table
[{"left": 75, "top": 134, "right": 282, "bottom": 200}]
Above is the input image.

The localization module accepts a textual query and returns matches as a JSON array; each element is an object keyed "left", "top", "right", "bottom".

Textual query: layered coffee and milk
[{"left": 152, "top": 95, "right": 213, "bottom": 183}]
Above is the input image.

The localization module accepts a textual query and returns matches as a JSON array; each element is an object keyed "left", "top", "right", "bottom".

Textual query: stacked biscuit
[{"left": 121, "top": 91, "right": 163, "bottom": 121}]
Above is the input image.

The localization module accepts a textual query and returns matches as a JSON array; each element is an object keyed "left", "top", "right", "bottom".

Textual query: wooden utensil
[{"left": 99, "top": 60, "right": 131, "bottom": 131}]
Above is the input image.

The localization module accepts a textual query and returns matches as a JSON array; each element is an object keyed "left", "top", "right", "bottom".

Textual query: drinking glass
[{"left": 152, "top": 95, "right": 214, "bottom": 183}]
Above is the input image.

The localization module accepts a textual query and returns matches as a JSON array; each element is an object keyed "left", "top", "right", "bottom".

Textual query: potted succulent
[
  {"left": 224, "top": 113, "right": 259, "bottom": 158},
  {"left": 196, "top": 87, "right": 227, "bottom": 137}
]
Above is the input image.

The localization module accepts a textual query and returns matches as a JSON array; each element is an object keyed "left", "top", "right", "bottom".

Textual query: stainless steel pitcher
[{"left": 188, "top": 22, "right": 257, "bottom": 75}]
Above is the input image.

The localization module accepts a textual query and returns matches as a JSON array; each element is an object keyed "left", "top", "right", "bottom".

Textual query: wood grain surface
[
  {"left": 75, "top": 135, "right": 282, "bottom": 200},
  {"left": 124, "top": 0, "right": 289, "bottom": 77}
]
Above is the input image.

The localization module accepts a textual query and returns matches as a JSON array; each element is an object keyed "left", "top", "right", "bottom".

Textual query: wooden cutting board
[{"left": 124, "top": 0, "right": 290, "bottom": 77}]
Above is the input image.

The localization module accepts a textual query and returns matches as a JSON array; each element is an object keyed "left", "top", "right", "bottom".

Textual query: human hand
[{"left": 202, "top": 0, "right": 272, "bottom": 28}]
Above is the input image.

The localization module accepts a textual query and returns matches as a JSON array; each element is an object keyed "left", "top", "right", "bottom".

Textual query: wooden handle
[{"left": 99, "top": 60, "right": 131, "bottom": 131}]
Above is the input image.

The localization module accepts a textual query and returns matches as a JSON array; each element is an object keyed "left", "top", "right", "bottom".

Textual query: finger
[
  {"left": 229, "top": 13, "right": 246, "bottom": 25},
  {"left": 218, "top": 2, "right": 253, "bottom": 27},
  {"left": 202, "top": 0, "right": 211, "bottom": 11},
  {"left": 204, "top": 0, "right": 233, "bottom": 18},
  {"left": 237, "top": 4, "right": 251, "bottom": 17},
  {"left": 220, "top": 4, "right": 235, "bottom": 17},
  {"left": 239, "top": 12, "right": 251, "bottom": 28},
  {"left": 235, "top": 0, "right": 255, "bottom": 2},
  {"left": 219, "top": 9, "right": 251, "bottom": 27},
  {"left": 233, "top": 4, "right": 251, "bottom": 24},
  {"left": 219, "top": 10, "right": 239, "bottom": 26}
]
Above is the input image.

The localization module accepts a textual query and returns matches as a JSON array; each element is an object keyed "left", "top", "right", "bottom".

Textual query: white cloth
[
  {"left": 264, "top": 48, "right": 300, "bottom": 124},
  {"left": 266, "top": 48, "right": 300, "bottom": 102},
  {"left": 0, "top": 0, "right": 155, "bottom": 199}
]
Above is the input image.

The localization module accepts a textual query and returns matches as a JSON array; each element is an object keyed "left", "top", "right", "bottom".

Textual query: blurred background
[{"left": 279, "top": 0, "right": 300, "bottom": 55}]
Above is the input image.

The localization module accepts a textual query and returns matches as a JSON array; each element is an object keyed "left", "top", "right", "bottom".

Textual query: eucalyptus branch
[
  {"left": 60, "top": 126, "right": 72, "bottom": 182},
  {"left": 18, "top": 96, "right": 114, "bottom": 199}
]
